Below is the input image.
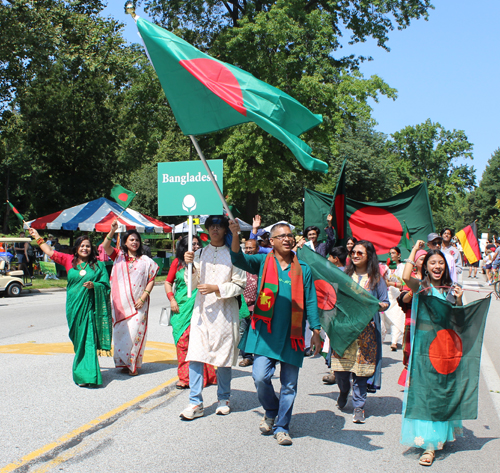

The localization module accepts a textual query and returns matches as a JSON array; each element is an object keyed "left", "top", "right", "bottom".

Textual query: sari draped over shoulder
[
  {"left": 110, "top": 251, "right": 158, "bottom": 373},
  {"left": 51, "top": 252, "right": 111, "bottom": 385}
]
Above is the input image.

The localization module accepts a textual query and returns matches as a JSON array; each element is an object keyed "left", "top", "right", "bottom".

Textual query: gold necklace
[{"left": 77, "top": 261, "right": 88, "bottom": 277}]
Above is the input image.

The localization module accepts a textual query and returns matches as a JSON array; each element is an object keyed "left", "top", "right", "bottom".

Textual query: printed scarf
[{"left": 252, "top": 251, "right": 305, "bottom": 351}]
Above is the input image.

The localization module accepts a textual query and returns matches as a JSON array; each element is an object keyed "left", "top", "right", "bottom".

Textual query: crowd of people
[{"left": 24, "top": 213, "right": 491, "bottom": 465}]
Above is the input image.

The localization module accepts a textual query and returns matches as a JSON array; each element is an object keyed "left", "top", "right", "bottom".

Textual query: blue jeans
[
  {"left": 252, "top": 355, "right": 300, "bottom": 434},
  {"left": 335, "top": 371, "right": 368, "bottom": 409},
  {"left": 189, "top": 361, "right": 231, "bottom": 405}
]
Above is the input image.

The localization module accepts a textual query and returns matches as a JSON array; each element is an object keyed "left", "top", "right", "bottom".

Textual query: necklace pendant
[{"left": 79, "top": 269, "right": 87, "bottom": 276}]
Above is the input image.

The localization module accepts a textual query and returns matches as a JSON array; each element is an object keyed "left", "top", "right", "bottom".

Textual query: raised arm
[
  {"left": 403, "top": 240, "right": 425, "bottom": 292},
  {"left": 28, "top": 228, "right": 54, "bottom": 259},
  {"left": 103, "top": 219, "right": 119, "bottom": 256}
]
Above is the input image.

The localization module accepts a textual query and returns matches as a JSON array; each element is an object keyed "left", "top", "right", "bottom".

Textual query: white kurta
[
  {"left": 381, "top": 263, "right": 405, "bottom": 344},
  {"left": 185, "top": 244, "right": 246, "bottom": 367}
]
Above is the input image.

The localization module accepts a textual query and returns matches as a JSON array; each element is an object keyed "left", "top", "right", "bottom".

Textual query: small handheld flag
[
  {"left": 110, "top": 185, "right": 136, "bottom": 209},
  {"left": 456, "top": 221, "right": 482, "bottom": 264},
  {"left": 401, "top": 220, "right": 412, "bottom": 251},
  {"left": 7, "top": 200, "right": 25, "bottom": 223}
]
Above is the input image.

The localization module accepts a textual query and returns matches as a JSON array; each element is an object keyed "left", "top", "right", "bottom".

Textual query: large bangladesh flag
[
  {"left": 304, "top": 183, "right": 435, "bottom": 259},
  {"left": 136, "top": 17, "right": 327, "bottom": 174},
  {"left": 297, "top": 247, "right": 380, "bottom": 357},
  {"left": 405, "top": 293, "right": 490, "bottom": 422}
]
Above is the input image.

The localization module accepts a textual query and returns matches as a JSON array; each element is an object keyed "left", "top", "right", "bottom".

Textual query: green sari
[
  {"left": 170, "top": 266, "right": 197, "bottom": 345},
  {"left": 61, "top": 257, "right": 111, "bottom": 385}
]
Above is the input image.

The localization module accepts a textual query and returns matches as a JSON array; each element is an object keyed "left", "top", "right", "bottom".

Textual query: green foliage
[
  {"left": 475, "top": 148, "right": 500, "bottom": 235},
  {"left": 387, "top": 119, "right": 475, "bottom": 215}
]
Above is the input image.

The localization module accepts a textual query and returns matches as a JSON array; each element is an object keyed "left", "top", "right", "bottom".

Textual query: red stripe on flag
[
  {"left": 334, "top": 194, "right": 345, "bottom": 239},
  {"left": 462, "top": 225, "right": 481, "bottom": 260}
]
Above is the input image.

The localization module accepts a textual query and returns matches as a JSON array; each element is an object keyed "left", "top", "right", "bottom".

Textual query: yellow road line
[{"left": 1, "top": 376, "right": 178, "bottom": 473}]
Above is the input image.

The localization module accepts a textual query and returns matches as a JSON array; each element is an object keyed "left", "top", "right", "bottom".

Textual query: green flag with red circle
[
  {"left": 135, "top": 17, "right": 327, "bottom": 174},
  {"left": 297, "top": 246, "right": 380, "bottom": 357},
  {"left": 405, "top": 293, "right": 490, "bottom": 422},
  {"left": 110, "top": 185, "right": 136, "bottom": 209},
  {"left": 304, "top": 183, "right": 435, "bottom": 260},
  {"left": 7, "top": 200, "right": 24, "bottom": 223}
]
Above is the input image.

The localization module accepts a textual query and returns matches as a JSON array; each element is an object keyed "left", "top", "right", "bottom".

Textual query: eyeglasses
[
  {"left": 208, "top": 224, "right": 222, "bottom": 230},
  {"left": 272, "top": 233, "right": 294, "bottom": 241},
  {"left": 352, "top": 250, "right": 366, "bottom": 257}
]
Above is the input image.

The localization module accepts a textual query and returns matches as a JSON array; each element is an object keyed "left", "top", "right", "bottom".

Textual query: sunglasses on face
[
  {"left": 352, "top": 250, "right": 366, "bottom": 257},
  {"left": 272, "top": 233, "right": 294, "bottom": 241}
]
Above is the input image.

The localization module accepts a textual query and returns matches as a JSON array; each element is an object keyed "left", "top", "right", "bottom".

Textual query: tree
[
  {"left": 130, "top": 0, "right": 433, "bottom": 218},
  {"left": 387, "top": 119, "right": 476, "bottom": 216},
  {"left": 475, "top": 148, "right": 500, "bottom": 235},
  {"left": 0, "top": 1, "right": 141, "bottom": 228}
]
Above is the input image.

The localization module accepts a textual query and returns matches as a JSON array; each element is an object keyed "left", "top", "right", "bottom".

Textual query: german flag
[{"left": 456, "top": 221, "right": 482, "bottom": 264}]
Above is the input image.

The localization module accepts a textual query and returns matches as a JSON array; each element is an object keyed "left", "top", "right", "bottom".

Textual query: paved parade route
[{"left": 1, "top": 280, "right": 500, "bottom": 472}]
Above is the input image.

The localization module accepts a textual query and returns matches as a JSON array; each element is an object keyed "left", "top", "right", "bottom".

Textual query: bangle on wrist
[
  {"left": 144, "top": 289, "right": 151, "bottom": 295},
  {"left": 167, "top": 292, "right": 174, "bottom": 301},
  {"left": 404, "top": 259, "right": 415, "bottom": 266},
  {"left": 106, "top": 235, "right": 113, "bottom": 241},
  {"left": 36, "top": 238, "right": 44, "bottom": 246},
  {"left": 139, "top": 298, "right": 144, "bottom": 303}
]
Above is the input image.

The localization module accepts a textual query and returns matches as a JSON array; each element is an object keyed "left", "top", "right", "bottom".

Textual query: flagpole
[
  {"left": 189, "top": 135, "right": 235, "bottom": 221},
  {"left": 6, "top": 200, "right": 30, "bottom": 228},
  {"left": 187, "top": 215, "right": 193, "bottom": 298}
]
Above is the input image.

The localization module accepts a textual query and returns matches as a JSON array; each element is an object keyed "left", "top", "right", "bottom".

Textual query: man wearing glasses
[{"left": 229, "top": 220, "right": 321, "bottom": 446}]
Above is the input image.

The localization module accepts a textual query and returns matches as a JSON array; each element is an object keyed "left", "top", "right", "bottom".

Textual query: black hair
[
  {"left": 270, "top": 223, "right": 291, "bottom": 237},
  {"left": 205, "top": 215, "right": 229, "bottom": 233},
  {"left": 390, "top": 246, "right": 402, "bottom": 258},
  {"left": 440, "top": 228, "right": 454, "bottom": 237},
  {"left": 120, "top": 230, "right": 143, "bottom": 257},
  {"left": 420, "top": 249, "right": 453, "bottom": 290},
  {"left": 175, "top": 235, "right": 200, "bottom": 264},
  {"left": 304, "top": 226, "right": 320, "bottom": 237},
  {"left": 345, "top": 240, "right": 381, "bottom": 290},
  {"left": 72, "top": 236, "right": 98, "bottom": 269},
  {"left": 329, "top": 246, "right": 348, "bottom": 266}
]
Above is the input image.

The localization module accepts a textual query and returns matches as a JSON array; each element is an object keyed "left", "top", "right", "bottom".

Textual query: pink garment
[
  {"left": 97, "top": 244, "right": 109, "bottom": 262},
  {"left": 243, "top": 272, "right": 258, "bottom": 312},
  {"left": 110, "top": 250, "right": 159, "bottom": 372}
]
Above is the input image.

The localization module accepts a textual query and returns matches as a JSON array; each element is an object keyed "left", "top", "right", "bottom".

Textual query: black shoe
[
  {"left": 336, "top": 391, "right": 348, "bottom": 410},
  {"left": 304, "top": 348, "right": 312, "bottom": 357}
]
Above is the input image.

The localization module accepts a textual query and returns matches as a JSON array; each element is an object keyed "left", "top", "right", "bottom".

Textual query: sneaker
[
  {"left": 215, "top": 400, "right": 230, "bottom": 415},
  {"left": 259, "top": 415, "right": 275, "bottom": 434},
  {"left": 337, "top": 391, "right": 348, "bottom": 410},
  {"left": 180, "top": 403, "right": 204, "bottom": 420},
  {"left": 274, "top": 431, "right": 293, "bottom": 446},
  {"left": 353, "top": 407, "right": 365, "bottom": 424}
]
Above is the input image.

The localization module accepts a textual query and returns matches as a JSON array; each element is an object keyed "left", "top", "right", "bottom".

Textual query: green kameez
[
  {"left": 170, "top": 267, "right": 198, "bottom": 345},
  {"left": 231, "top": 250, "right": 320, "bottom": 368},
  {"left": 52, "top": 252, "right": 111, "bottom": 385}
]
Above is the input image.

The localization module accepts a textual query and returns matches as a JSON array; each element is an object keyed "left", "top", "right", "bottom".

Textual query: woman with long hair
[
  {"left": 345, "top": 237, "right": 358, "bottom": 266},
  {"left": 29, "top": 228, "right": 111, "bottom": 386},
  {"left": 165, "top": 235, "right": 217, "bottom": 389},
  {"left": 332, "top": 240, "right": 389, "bottom": 424},
  {"left": 381, "top": 246, "right": 406, "bottom": 351},
  {"left": 401, "top": 242, "right": 463, "bottom": 466},
  {"left": 103, "top": 220, "right": 159, "bottom": 376}
]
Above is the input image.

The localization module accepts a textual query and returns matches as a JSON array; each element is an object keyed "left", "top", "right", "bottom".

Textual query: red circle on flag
[
  {"left": 257, "top": 288, "right": 275, "bottom": 312},
  {"left": 429, "top": 329, "right": 463, "bottom": 375},
  {"left": 349, "top": 207, "right": 402, "bottom": 253},
  {"left": 199, "top": 233, "right": 209, "bottom": 242},
  {"left": 118, "top": 193, "right": 128, "bottom": 202},
  {"left": 314, "top": 280, "right": 337, "bottom": 310}
]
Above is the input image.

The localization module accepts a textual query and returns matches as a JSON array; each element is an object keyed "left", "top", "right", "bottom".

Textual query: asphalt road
[{"left": 1, "top": 276, "right": 499, "bottom": 473}]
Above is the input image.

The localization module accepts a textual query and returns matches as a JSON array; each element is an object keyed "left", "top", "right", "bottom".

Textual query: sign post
[{"left": 158, "top": 159, "right": 224, "bottom": 297}]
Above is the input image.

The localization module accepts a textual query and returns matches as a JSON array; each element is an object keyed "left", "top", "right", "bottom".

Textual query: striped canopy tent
[{"left": 24, "top": 198, "right": 172, "bottom": 234}]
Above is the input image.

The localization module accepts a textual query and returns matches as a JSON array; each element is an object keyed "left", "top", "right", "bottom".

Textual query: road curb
[{"left": 23, "top": 280, "right": 166, "bottom": 294}]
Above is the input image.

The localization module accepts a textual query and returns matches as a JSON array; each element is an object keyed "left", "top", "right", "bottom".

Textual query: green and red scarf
[{"left": 251, "top": 251, "right": 305, "bottom": 351}]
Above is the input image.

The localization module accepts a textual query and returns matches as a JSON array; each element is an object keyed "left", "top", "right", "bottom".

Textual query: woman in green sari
[
  {"left": 29, "top": 229, "right": 111, "bottom": 387},
  {"left": 165, "top": 235, "right": 216, "bottom": 389}
]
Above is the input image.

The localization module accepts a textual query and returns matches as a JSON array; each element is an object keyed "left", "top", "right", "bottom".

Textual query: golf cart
[{"left": 0, "top": 237, "right": 33, "bottom": 297}]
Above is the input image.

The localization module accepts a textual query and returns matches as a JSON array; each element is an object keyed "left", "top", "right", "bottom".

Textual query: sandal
[
  {"left": 419, "top": 450, "right": 435, "bottom": 466},
  {"left": 176, "top": 382, "right": 189, "bottom": 389}
]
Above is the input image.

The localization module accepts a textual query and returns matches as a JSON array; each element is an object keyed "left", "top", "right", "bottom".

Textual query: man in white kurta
[{"left": 180, "top": 215, "right": 246, "bottom": 420}]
